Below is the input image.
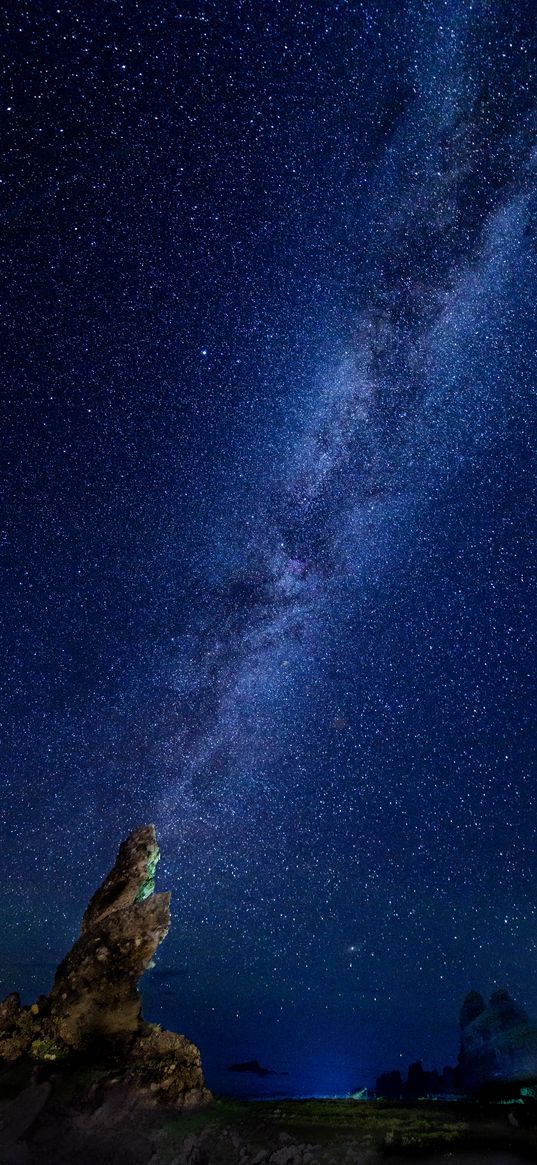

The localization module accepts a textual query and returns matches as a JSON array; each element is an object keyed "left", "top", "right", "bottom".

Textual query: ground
[
  {"left": 1, "top": 1064, "right": 537, "bottom": 1165},
  {"left": 157, "top": 1097, "right": 537, "bottom": 1163}
]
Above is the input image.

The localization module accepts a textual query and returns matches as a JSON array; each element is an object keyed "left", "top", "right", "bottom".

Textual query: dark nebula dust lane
[{"left": 2, "top": 0, "right": 537, "bottom": 1097}]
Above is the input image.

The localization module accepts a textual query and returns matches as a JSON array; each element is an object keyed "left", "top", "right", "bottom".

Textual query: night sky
[{"left": 2, "top": 0, "right": 537, "bottom": 1098}]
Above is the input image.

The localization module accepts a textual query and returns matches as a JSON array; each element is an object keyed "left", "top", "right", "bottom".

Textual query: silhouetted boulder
[
  {"left": 376, "top": 1059, "right": 461, "bottom": 1100},
  {"left": 376, "top": 1069, "right": 403, "bottom": 1098},
  {"left": 441, "top": 1064, "right": 457, "bottom": 1092},
  {"left": 407, "top": 1059, "right": 427, "bottom": 1096}
]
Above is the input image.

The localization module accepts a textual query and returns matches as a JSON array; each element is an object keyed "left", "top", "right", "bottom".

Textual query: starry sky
[{"left": 2, "top": 0, "right": 537, "bottom": 1097}]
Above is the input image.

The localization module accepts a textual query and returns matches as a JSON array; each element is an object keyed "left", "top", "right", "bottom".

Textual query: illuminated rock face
[
  {"left": 50, "top": 824, "right": 170, "bottom": 1047},
  {"left": 459, "top": 988, "right": 537, "bottom": 1089},
  {"left": 0, "top": 826, "right": 211, "bottom": 1108}
]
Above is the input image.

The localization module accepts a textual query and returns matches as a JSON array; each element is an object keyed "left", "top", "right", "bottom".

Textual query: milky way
[
  {"left": 3, "top": 0, "right": 537, "bottom": 1097},
  {"left": 156, "top": 5, "right": 537, "bottom": 846}
]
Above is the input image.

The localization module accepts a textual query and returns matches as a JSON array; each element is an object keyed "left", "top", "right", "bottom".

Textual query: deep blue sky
[{"left": 2, "top": 0, "right": 537, "bottom": 1096}]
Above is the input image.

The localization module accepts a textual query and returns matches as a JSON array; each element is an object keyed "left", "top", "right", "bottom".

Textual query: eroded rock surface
[
  {"left": 128, "top": 1022, "right": 208, "bottom": 1106},
  {"left": 82, "top": 824, "right": 162, "bottom": 932}
]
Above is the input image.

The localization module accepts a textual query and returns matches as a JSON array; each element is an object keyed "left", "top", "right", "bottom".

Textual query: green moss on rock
[
  {"left": 134, "top": 844, "right": 160, "bottom": 903},
  {"left": 30, "top": 1037, "right": 68, "bottom": 1062}
]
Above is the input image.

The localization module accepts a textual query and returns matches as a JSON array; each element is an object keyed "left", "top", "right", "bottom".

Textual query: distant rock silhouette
[
  {"left": 0, "top": 825, "right": 211, "bottom": 1109},
  {"left": 377, "top": 987, "right": 537, "bottom": 1098},
  {"left": 376, "top": 1061, "right": 458, "bottom": 1099},
  {"left": 375, "top": 1068, "right": 404, "bottom": 1098},
  {"left": 460, "top": 989, "right": 487, "bottom": 1030},
  {"left": 458, "top": 987, "right": 537, "bottom": 1089}
]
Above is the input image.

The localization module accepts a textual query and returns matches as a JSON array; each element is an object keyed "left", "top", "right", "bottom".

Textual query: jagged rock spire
[
  {"left": 81, "top": 824, "right": 162, "bottom": 934},
  {"left": 49, "top": 825, "right": 170, "bottom": 1047}
]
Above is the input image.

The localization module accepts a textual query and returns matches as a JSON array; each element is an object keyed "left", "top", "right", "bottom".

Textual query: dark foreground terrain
[{"left": 1, "top": 1066, "right": 537, "bottom": 1165}]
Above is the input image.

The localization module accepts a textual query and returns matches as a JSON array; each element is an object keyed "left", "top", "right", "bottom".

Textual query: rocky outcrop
[
  {"left": 0, "top": 825, "right": 211, "bottom": 1111},
  {"left": 459, "top": 987, "right": 537, "bottom": 1089},
  {"left": 128, "top": 1022, "right": 208, "bottom": 1106},
  {"left": 50, "top": 825, "right": 170, "bottom": 1048},
  {"left": 376, "top": 1061, "right": 459, "bottom": 1100}
]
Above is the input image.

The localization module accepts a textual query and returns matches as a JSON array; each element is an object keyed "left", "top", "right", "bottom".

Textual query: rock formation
[
  {"left": 459, "top": 987, "right": 537, "bottom": 1089},
  {"left": 0, "top": 825, "right": 211, "bottom": 1109},
  {"left": 377, "top": 988, "right": 537, "bottom": 1099},
  {"left": 375, "top": 1061, "right": 459, "bottom": 1100},
  {"left": 49, "top": 824, "right": 170, "bottom": 1048}
]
